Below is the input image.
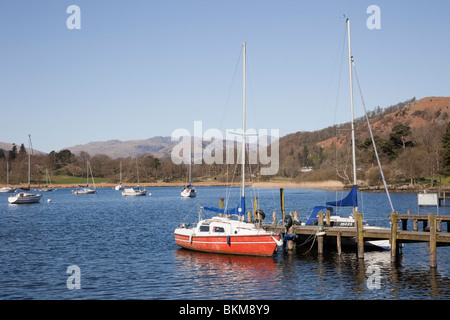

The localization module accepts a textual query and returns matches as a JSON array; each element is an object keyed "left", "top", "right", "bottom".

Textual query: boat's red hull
[{"left": 174, "top": 232, "right": 281, "bottom": 257}]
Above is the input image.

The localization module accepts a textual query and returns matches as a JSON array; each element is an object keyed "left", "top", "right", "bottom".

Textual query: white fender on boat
[{"left": 271, "top": 235, "right": 284, "bottom": 247}]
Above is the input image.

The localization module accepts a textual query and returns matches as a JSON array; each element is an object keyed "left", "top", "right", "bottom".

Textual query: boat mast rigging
[
  {"left": 346, "top": 19, "right": 357, "bottom": 189},
  {"left": 241, "top": 42, "right": 246, "bottom": 200},
  {"left": 346, "top": 18, "right": 394, "bottom": 213}
]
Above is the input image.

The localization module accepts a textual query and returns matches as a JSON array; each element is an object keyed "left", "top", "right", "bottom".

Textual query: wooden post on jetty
[
  {"left": 390, "top": 211, "right": 399, "bottom": 263},
  {"left": 429, "top": 213, "right": 437, "bottom": 268},
  {"left": 318, "top": 212, "right": 324, "bottom": 254},
  {"left": 280, "top": 188, "right": 285, "bottom": 223},
  {"left": 326, "top": 210, "right": 331, "bottom": 226},
  {"left": 272, "top": 210, "right": 276, "bottom": 225},
  {"left": 287, "top": 224, "right": 295, "bottom": 250},
  {"left": 413, "top": 216, "right": 418, "bottom": 231},
  {"left": 355, "top": 211, "right": 364, "bottom": 259},
  {"left": 219, "top": 198, "right": 224, "bottom": 217}
]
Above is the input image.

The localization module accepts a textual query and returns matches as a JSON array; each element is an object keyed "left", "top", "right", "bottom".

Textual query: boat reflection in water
[{"left": 173, "top": 249, "right": 280, "bottom": 299}]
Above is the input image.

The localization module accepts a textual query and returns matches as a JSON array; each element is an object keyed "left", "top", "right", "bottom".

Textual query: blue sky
[{"left": 1, "top": 0, "right": 449, "bottom": 153}]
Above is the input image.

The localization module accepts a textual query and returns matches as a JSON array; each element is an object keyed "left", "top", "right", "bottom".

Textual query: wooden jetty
[
  {"left": 247, "top": 188, "right": 449, "bottom": 268},
  {"left": 216, "top": 188, "right": 449, "bottom": 267},
  {"left": 262, "top": 211, "right": 450, "bottom": 268}
]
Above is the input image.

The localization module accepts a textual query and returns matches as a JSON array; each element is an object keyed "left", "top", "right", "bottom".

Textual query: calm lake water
[{"left": 0, "top": 186, "right": 449, "bottom": 300}]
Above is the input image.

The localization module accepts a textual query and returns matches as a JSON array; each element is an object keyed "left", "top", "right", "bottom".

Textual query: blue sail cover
[
  {"left": 305, "top": 206, "right": 334, "bottom": 225},
  {"left": 326, "top": 185, "right": 358, "bottom": 207},
  {"left": 204, "top": 196, "right": 246, "bottom": 216}
]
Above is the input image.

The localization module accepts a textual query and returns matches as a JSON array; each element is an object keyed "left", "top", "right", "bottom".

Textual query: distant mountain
[
  {"left": 0, "top": 142, "right": 46, "bottom": 156},
  {"left": 65, "top": 134, "right": 279, "bottom": 160},
  {"left": 0, "top": 142, "right": 15, "bottom": 155},
  {"left": 66, "top": 136, "right": 177, "bottom": 159}
]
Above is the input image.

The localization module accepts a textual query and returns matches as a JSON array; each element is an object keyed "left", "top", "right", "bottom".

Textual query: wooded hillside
[
  {"left": 279, "top": 97, "right": 449, "bottom": 188},
  {"left": 1, "top": 97, "right": 449, "bottom": 189}
]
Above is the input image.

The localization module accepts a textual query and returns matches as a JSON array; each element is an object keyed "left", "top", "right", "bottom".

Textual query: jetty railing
[{"left": 389, "top": 212, "right": 450, "bottom": 268}]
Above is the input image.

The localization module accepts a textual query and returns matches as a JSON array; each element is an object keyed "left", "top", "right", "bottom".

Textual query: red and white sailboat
[
  {"left": 174, "top": 43, "right": 282, "bottom": 256},
  {"left": 174, "top": 215, "right": 282, "bottom": 256}
]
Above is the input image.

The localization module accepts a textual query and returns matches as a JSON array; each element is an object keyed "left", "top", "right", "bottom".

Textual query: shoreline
[
  {"left": 0, "top": 180, "right": 344, "bottom": 190},
  {"left": 4, "top": 179, "right": 447, "bottom": 192}
]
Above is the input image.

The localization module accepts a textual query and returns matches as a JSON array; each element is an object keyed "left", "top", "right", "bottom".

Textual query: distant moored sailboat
[{"left": 8, "top": 135, "right": 42, "bottom": 204}]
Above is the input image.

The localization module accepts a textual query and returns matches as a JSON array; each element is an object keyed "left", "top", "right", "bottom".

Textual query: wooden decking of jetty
[
  {"left": 264, "top": 221, "right": 450, "bottom": 245},
  {"left": 262, "top": 212, "right": 450, "bottom": 268},
  {"left": 259, "top": 188, "right": 450, "bottom": 268}
]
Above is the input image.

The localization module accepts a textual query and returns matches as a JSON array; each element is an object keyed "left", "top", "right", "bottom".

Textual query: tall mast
[
  {"left": 241, "top": 42, "right": 246, "bottom": 198},
  {"left": 28, "top": 134, "right": 31, "bottom": 188},
  {"left": 86, "top": 160, "right": 89, "bottom": 185},
  {"left": 120, "top": 160, "right": 122, "bottom": 184},
  {"left": 347, "top": 19, "right": 357, "bottom": 187},
  {"left": 189, "top": 151, "right": 193, "bottom": 184}
]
